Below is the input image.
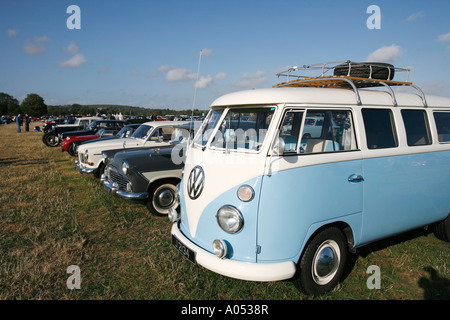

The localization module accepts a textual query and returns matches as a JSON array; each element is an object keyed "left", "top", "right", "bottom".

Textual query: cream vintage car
[{"left": 76, "top": 121, "right": 188, "bottom": 177}]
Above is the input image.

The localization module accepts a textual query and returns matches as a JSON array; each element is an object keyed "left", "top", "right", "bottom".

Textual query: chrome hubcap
[
  {"left": 156, "top": 189, "right": 174, "bottom": 208},
  {"left": 312, "top": 240, "right": 340, "bottom": 285}
]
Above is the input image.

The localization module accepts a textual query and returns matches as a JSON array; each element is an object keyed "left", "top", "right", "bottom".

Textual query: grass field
[{"left": 0, "top": 122, "right": 449, "bottom": 301}]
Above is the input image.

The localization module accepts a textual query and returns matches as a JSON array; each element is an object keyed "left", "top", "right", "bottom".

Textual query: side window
[
  {"left": 362, "top": 109, "right": 397, "bottom": 149},
  {"left": 433, "top": 112, "right": 450, "bottom": 143},
  {"left": 280, "top": 111, "right": 304, "bottom": 152},
  {"left": 301, "top": 110, "right": 357, "bottom": 154},
  {"left": 152, "top": 126, "right": 175, "bottom": 141},
  {"left": 79, "top": 120, "right": 89, "bottom": 128},
  {"left": 278, "top": 109, "right": 357, "bottom": 154},
  {"left": 401, "top": 110, "right": 431, "bottom": 146}
]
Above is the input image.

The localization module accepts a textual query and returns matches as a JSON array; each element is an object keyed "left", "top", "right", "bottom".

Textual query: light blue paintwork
[
  {"left": 179, "top": 174, "right": 263, "bottom": 262},
  {"left": 360, "top": 150, "right": 450, "bottom": 245},
  {"left": 178, "top": 149, "right": 450, "bottom": 266},
  {"left": 257, "top": 158, "right": 363, "bottom": 263}
]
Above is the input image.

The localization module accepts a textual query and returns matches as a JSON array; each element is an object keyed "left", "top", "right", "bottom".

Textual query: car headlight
[
  {"left": 122, "top": 159, "right": 129, "bottom": 174},
  {"left": 216, "top": 205, "right": 244, "bottom": 234}
]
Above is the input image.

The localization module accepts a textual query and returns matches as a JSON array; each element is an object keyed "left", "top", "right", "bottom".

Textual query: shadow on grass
[
  {"left": 342, "top": 227, "right": 449, "bottom": 300},
  {"left": 418, "top": 267, "right": 450, "bottom": 300},
  {"left": 0, "top": 158, "right": 66, "bottom": 166}
]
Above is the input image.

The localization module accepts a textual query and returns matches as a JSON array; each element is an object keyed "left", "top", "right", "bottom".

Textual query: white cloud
[
  {"left": 195, "top": 75, "right": 213, "bottom": 89},
  {"left": 366, "top": 44, "right": 401, "bottom": 62},
  {"left": 214, "top": 72, "right": 227, "bottom": 80},
  {"left": 406, "top": 12, "right": 424, "bottom": 22},
  {"left": 235, "top": 71, "right": 267, "bottom": 88},
  {"left": 166, "top": 67, "right": 197, "bottom": 82},
  {"left": 24, "top": 35, "right": 50, "bottom": 55},
  {"left": 6, "top": 29, "right": 18, "bottom": 37},
  {"left": 201, "top": 48, "right": 213, "bottom": 57},
  {"left": 158, "top": 65, "right": 173, "bottom": 73},
  {"left": 438, "top": 32, "right": 450, "bottom": 43},
  {"left": 63, "top": 41, "right": 79, "bottom": 54},
  {"left": 59, "top": 53, "right": 87, "bottom": 68}
]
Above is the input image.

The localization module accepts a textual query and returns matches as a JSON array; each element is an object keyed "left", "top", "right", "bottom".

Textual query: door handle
[{"left": 348, "top": 174, "right": 364, "bottom": 182}]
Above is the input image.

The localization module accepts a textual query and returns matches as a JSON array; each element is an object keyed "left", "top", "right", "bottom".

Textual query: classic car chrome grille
[{"left": 108, "top": 166, "right": 130, "bottom": 190}]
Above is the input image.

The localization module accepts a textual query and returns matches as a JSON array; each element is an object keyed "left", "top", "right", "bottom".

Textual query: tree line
[{"left": 0, "top": 92, "right": 205, "bottom": 118}]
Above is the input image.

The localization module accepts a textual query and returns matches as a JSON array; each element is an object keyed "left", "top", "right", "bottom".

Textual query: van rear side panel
[{"left": 360, "top": 150, "right": 450, "bottom": 244}]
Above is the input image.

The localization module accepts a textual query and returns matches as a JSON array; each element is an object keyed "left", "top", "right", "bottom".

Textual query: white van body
[{"left": 170, "top": 62, "right": 450, "bottom": 295}]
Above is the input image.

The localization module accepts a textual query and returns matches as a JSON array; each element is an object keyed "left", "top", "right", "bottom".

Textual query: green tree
[
  {"left": 0, "top": 92, "right": 19, "bottom": 115},
  {"left": 21, "top": 93, "right": 48, "bottom": 117}
]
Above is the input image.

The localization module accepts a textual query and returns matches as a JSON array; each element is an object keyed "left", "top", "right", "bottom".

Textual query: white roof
[
  {"left": 140, "top": 120, "right": 189, "bottom": 127},
  {"left": 211, "top": 87, "right": 450, "bottom": 108}
]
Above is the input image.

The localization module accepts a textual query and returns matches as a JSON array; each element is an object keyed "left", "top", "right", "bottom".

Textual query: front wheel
[
  {"left": 68, "top": 143, "right": 77, "bottom": 157},
  {"left": 147, "top": 182, "right": 179, "bottom": 216},
  {"left": 44, "top": 134, "right": 59, "bottom": 147},
  {"left": 294, "top": 227, "right": 348, "bottom": 296}
]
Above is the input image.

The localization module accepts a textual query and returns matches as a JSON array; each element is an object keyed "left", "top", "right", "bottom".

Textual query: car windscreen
[{"left": 131, "top": 125, "right": 153, "bottom": 140}]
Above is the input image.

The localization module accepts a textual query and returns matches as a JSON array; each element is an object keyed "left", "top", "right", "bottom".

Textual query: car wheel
[
  {"left": 147, "top": 182, "right": 179, "bottom": 216},
  {"left": 68, "top": 143, "right": 77, "bottom": 157},
  {"left": 294, "top": 227, "right": 348, "bottom": 295},
  {"left": 433, "top": 214, "right": 450, "bottom": 242},
  {"left": 45, "top": 134, "right": 59, "bottom": 147}
]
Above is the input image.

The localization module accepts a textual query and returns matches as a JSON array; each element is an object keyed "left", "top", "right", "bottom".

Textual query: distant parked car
[
  {"left": 61, "top": 128, "right": 121, "bottom": 156},
  {"left": 101, "top": 122, "right": 198, "bottom": 215},
  {"left": 60, "top": 120, "right": 127, "bottom": 140},
  {"left": 42, "top": 116, "right": 102, "bottom": 147}
]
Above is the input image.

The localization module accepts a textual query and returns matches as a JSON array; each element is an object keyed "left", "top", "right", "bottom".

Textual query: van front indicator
[
  {"left": 216, "top": 205, "right": 244, "bottom": 234},
  {"left": 237, "top": 185, "right": 254, "bottom": 202}
]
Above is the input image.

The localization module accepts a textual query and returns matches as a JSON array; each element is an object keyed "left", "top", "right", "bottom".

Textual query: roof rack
[{"left": 274, "top": 60, "right": 427, "bottom": 107}]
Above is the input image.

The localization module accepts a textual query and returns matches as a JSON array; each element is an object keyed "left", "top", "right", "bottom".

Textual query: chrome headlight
[
  {"left": 122, "top": 159, "right": 129, "bottom": 174},
  {"left": 216, "top": 205, "right": 244, "bottom": 234}
]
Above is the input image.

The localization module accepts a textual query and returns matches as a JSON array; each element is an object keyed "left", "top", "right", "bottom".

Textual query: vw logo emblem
[{"left": 187, "top": 165, "right": 205, "bottom": 200}]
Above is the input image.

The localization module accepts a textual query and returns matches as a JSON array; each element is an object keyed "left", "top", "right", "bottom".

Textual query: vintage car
[
  {"left": 76, "top": 121, "right": 189, "bottom": 177},
  {"left": 42, "top": 116, "right": 102, "bottom": 147},
  {"left": 62, "top": 128, "right": 120, "bottom": 156},
  {"left": 101, "top": 123, "right": 197, "bottom": 215},
  {"left": 60, "top": 120, "right": 127, "bottom": 140},
  {"left": 67, "top": 123, "right": 142, "bottom": 157}
]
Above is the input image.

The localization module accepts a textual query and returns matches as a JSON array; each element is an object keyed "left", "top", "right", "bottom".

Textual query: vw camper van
[{"left": 170, "top": 61, "right": 450, "bottom": 295}]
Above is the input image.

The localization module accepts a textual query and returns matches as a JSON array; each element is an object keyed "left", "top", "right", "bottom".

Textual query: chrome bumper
[
  {"left": 75, "top": 160, "right": 96, "bottom": 174},
  {"left": 101, "top": 174, "right": 148, "bottom": 200}
]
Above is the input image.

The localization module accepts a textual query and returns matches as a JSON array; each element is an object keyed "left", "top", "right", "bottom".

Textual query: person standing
[
  {"left": 25, "top": 114, "right": 30, "bottom": 132},
  {"left": 16, "top": 114, "right": 22, "bottom": 133}
]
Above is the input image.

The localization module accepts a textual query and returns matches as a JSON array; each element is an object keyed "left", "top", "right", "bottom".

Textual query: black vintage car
[
  {"left": 60, "top": 120, "right": 128, "bottom": 140},
  {"left": 42, "top": 116, "right": 102, "bottom": 147},
  {"left": 101, "top": 122, "right": 198, "bottom": 216}
]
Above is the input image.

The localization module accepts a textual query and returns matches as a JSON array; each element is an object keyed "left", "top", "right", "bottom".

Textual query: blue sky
[{"left": 1, "top": 0, "right": 449, "bottom": 111}]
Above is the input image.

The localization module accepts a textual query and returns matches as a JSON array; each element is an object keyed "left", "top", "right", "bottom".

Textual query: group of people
[{"left": 15, "top": 114, "right": 32, "bottom": 133}]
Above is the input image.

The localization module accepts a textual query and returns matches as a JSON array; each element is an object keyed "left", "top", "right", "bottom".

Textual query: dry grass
[{"left": 0, "top": 122, "right": 449, "bottom": 301}]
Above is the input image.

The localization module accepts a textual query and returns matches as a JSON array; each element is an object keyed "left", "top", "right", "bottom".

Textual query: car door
[{"left": 257, "top": 108, "right": 363, "bottom": 262}]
